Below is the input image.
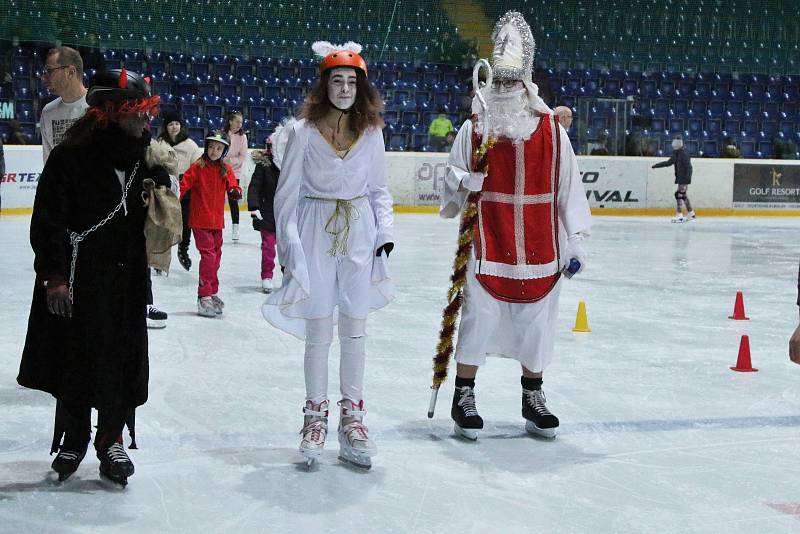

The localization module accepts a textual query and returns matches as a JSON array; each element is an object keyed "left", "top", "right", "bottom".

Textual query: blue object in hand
[{"left": 562, "top": 258, "right": 581, "bottom": 279}]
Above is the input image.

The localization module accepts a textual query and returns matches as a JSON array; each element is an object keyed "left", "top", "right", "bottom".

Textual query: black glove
[
  {"left": 227, "top": 188, "right": 242, "bottom": 201},
  {"left": 376, "top": 242, "right": 394, "bottom": 258},
  {"left": 150, "top": 166, "right": 172, "bottom": 188},
  {"left": 46, "top": 283, "right": 72, "bottom": 318}
]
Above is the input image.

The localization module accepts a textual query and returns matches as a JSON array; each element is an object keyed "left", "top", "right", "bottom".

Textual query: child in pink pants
[
  {"left": 180, "top": 132, "right": 242, "bottom": 316},
  {"left": 248, "top": 135, "right": 280, "bottom": 293}
]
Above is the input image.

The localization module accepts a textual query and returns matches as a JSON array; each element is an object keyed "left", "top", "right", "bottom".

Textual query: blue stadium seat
[
  {"left": 757, "top": 141, "right": 773, "bottom": 158},
  {"left": 688, "top": 117, "right": 703, "bottom": 135},
  {"left": 740, "top": 138, "right": 756, "bottom": 157},
  {"left": 249, "top": 106, "right": 267, "bottom": 122},
  {"left": 271, "top": 107, "right": 288, "bottom": 122},
  {"left": 703, "top": 139, "right": 719, "bottom": 156},
  {"left": 743, "top": 119, "right": 759, "bottom": 135},
  {"left": 780, "top": 121, "right": 796, "bottom": 136},
  {"left": 388, "top": 133, "right": 407, "bottom": 151}
]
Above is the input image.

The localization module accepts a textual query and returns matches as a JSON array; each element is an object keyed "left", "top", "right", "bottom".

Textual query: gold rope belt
[{"left": 304, "top": 195, "right": 366, "bottom": 256}]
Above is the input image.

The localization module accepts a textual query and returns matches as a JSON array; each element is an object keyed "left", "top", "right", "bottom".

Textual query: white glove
[
  {"left": 565, "top": 234, "right": 587, "bottom": 275},
  {"left": 462, "top": 171, "right": 486, "bottom": 192},
  {"left": 250, "top": 210, "right": 263, "bottom": 220}
]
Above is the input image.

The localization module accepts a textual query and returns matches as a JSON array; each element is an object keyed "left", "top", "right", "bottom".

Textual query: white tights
[{"left": 304, "top": 315, "right": 366, "bottom": 404}]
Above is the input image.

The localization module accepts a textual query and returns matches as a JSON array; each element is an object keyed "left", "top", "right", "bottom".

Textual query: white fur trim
[
  {"left": 341, "top": 41, "right": 363, "bottom": 54},
  {"left": 312, "top": 41, "right": 338, "bottom": 58},
  {"left": 312, "top": 41, "right": 363, "bottom": 58}
]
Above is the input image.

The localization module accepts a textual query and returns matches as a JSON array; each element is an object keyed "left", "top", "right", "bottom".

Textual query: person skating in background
[
  {"left": 154, "top": 109, "right": 203, "bottom": 271},
  {"left": 224, "top": 110, "right": 248, "bottom": 242},
  {"left": 39, "top": 46, "right": 88, "bottom": 163},
  {"left": 790, "top": 259, "right": 800, "bottom": 365},
  {"left": 248, "top": 133, "right": 282, "bottom": 293},
  {"left": 18, "top": 69, "right": 168, "bottom": 486},
  {"left": 262, "top": 41, "right": 394, "bottom": 469},
  {"left": 180, "top": 132, "right": 242, "bottom": 317},
  {"left": 652, "top": 136, "right": 695, "bottom": 223}
]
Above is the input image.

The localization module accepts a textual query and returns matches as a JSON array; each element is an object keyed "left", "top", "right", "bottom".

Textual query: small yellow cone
[{"left": 572, "top": 300, "right": 591, "bottom": 332}]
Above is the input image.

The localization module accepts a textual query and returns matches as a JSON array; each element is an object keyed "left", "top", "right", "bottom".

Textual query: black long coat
[{"left": 18, "top": 127, "right": 152, "bottom": 412}]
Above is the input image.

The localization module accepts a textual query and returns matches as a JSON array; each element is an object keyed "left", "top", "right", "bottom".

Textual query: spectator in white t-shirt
[{"left": 39, "top": 47, "right": 89, "bottom": 163}]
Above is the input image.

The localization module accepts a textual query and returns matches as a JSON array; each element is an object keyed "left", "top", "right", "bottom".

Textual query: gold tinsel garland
[{"left": 431, "top": 139, "right": 495, "bottom": 390}]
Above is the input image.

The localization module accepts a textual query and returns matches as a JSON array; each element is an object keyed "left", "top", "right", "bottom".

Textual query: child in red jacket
[{"left": 180, "top": 132, "right": 242, "bottom": 317}]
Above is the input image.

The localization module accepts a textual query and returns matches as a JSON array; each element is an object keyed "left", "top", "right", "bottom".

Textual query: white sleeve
[
  {"left": 557, "top": 125, "right": 592, "bottom": 238},
  {"left": 274, "top": 123, "right": 305, "bottom": 255},
  {"left": 41, "top": 108, "right": 53, "bottom": 164},
  {"left": 440, "top": 119, "right": 474, "bottom": 219},
  {"left": 367, "top": 129, "right": 394, "bottom": 248}
]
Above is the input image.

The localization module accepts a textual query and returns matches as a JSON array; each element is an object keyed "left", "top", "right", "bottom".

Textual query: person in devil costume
[{"left": 18, "top": 69, "right": 169, "bottom": 486}]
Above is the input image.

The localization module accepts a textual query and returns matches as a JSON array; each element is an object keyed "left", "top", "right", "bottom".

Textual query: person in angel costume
[
  {"left": 440, "top": 11, "right": 592, "bottom": 440},
  {"left": 262, "top": 41, "right": 393, "bottom": 469}
]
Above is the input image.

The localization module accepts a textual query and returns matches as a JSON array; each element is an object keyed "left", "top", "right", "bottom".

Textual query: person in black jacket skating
[
  {"left": 652, "top": 136, "right": 696, "bottom": 223},
  {"left": 248, "top": 135, "right": 280, "bottom": 292},
  {"left": 17, "top": 69, "right": 169, "bottom": 486}
]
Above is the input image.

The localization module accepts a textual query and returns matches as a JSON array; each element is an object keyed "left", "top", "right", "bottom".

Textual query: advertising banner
[
  {"left": 1, "top": 146, "right": 43, "bottom": 210},
  {"left": 579, "top": 158, "right": 648, "bottom": 208},
  {"left": 732, "top": 163, "right": 800, "bottom": 208}
]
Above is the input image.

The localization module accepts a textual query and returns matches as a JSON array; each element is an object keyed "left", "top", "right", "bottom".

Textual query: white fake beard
[{"left": 474, "top": 87, "right": 538, "bottom": 142}]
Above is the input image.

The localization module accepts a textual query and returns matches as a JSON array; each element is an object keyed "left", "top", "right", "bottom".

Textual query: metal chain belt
[{"left": 67, "top": 161, "right": 140, "bottom": 303}]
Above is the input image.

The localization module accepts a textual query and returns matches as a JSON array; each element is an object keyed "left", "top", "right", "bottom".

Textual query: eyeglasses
[
  {"left": 41, "top": 65, "right": 69, "bottom": 78},
  {"left": 492, "top": 79, "right": 522, "bottom": 88}
]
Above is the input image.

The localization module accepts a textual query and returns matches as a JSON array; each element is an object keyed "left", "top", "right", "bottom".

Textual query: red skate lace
[
  {"left": 346, "top": 421, "right": 369, "bottom": 441},
  {"left": 308, "top": 421, "right": 325, "bottom": 442}
]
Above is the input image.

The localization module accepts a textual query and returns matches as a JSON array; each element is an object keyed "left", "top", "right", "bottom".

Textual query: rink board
[{"left": 3, "top": 146, "right": 800, "bottom": 215}]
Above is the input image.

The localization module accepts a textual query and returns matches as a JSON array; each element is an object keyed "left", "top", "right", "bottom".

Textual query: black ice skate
[
  {"left": 177, "top": 245, "right": 192, "bottom": 271},
  {"left": 522, "top": 388, "right": 559, "bottom": 438},
  {"left": 97, "top": 440, "right": 134, "bottom": 487},
  {"left": 451, "top": 385, "right": 484, "bottom": 441},
  {"left": 51, "top": 446, "right": 87, "bottom": 482},
  {"left": 146, "top": 305, "right": 168, "bottom": 329}
]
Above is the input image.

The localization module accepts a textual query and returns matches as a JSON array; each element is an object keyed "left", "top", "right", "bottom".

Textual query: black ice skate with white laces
[
  {"left": 299, "top": 400, "right": 329, "bottom": 469},
  {"left": 146, "top": 305, "right": 168, "bottom": 329},
  {"left": 451, "top": 385, "right": 484, "bottom": 441},
  {"left": 51, "top": 446, "right": 88, "bottom": 482},
  {"left": 522, "top": 388, "right": 559, "bottom": 438},
  {"left": 337, "top": 399, "right": 376, "bottom": 470},
  {"left": 97, "top": 439, "right": 135, "bottom": 486}
]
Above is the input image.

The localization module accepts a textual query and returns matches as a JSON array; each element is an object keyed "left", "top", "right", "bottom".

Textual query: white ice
[{"left": 1, "top": 213, "right": 800, "bottom": 533}]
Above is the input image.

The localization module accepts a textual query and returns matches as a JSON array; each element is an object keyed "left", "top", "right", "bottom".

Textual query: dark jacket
[
  {"left": 247, "top": 151, "right": 279, "bottom": 232},
  {"left": 18, "top": 124, "right": 157, "bottom": 411},
  {"left": 653, "top": 148, "right": 693, "bottom": 184}
]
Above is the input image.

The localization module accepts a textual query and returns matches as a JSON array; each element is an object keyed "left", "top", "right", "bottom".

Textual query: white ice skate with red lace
[
  {"left": 299, "top": 400, "right": 329, "bottom": 469},
  {"left": 337, "top": 399, "right": 377, "bottom": 470}
]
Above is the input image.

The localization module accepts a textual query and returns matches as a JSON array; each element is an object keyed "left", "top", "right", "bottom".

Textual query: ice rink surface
[{"left": 1, "top": 212, "right": 799, "bottom": 533}]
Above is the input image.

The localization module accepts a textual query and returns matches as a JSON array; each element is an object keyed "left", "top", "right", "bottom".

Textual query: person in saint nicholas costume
[{"left": 439, "top": 11, "right": 592, "bottom": 440}]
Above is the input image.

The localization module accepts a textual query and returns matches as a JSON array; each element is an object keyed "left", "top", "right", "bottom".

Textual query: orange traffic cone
[
  {"left": 730, "top": 335, "right": 758, "bottom": 372},
  {"left": 728, "top": 291, "right": 749, "bottom": 320},
  {"left": 572, "top": 301, "right": 591, "bottom": 332}
]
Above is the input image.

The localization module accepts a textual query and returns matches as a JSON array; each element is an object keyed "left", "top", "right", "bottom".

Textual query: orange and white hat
[{"left": 312, "top": 41, "right": 367, "bottom": 76}]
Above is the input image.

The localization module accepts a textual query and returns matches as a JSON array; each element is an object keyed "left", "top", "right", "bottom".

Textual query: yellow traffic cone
[{"left": 572, "top": 300, "right": 591, "bottom": 332}]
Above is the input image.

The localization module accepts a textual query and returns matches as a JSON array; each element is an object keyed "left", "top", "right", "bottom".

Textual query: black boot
[
  {"left": 50, "top": 401, "right": 90, "bottom": 481},
  {"left": 451, "top": 380, "right": 484, "bottom": 441},
  {"left": 522, "top": 386, "right": 559, "bottom": 438},
  {"left": 97, "top": 437, "right": 134, "bottom": 486},
  {"left": 52, "top": 445, "right": 88, "bottom": 481},
  {"left": 177, "top": 245, "right": 191, "bottom": 271}
]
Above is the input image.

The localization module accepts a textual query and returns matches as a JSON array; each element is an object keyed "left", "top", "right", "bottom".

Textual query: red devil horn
[{"left": 118, "top": 68, "right": 128, "bottom": 89}]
